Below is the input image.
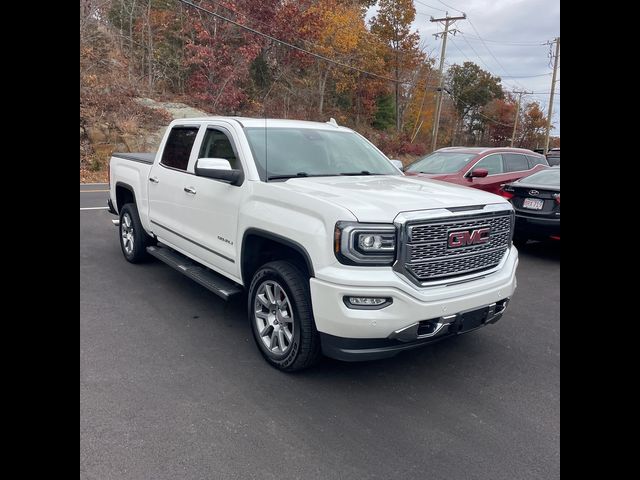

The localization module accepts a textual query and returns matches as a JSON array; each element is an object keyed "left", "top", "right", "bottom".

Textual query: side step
[{"left": 147, "top": 245, "right": 243, "bottom": 301}]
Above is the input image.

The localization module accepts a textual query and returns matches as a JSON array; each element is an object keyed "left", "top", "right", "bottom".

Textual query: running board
[{"left": 146, "top": 245, "right": 243, "bottom": 301}]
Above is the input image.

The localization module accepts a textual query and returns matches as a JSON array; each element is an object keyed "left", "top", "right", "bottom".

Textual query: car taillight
[
  {"left": 501, "top": 191, "right": 514, "bottom": 200},
  {"left": 553, "top": 193, "right": 560, "bottom": 204},
  {"left": 499, "top": 184, "right": 514, "bottom": 200}
]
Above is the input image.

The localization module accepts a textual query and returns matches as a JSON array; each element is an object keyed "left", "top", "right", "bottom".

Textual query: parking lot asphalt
[{"left": 80, "top": 187, "right": 559, "bottom": 480}]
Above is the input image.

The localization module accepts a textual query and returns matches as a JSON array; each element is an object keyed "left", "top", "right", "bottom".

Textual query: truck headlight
[{"left": 334, "top": 222, "right": 397, "bottom": 265}]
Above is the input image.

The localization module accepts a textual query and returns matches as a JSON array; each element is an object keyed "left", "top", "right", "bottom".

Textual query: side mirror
[
  {"left": 470, "top": 168, "right": 489, "bottom": 178},
  {"left": 195, "top": 158, "right": 244, "bottom": 186},
  {"left": 390, "top": 159, "right": 404, "bottom": 171}
]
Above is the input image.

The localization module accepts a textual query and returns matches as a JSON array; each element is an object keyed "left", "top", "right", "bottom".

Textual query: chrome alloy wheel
[
  {"left": 254, "top": 280, "right": 294, "bottom": 354},
  {"left": 121, "top": 213, "right": 135, "bottom": 255}
]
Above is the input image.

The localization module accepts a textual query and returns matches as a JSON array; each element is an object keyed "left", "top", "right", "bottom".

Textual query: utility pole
[
  {"left": 395, "top": 28, "right": 400, "bottom": 132},
  {"left": 431, "top": 13, "right": 466, "bottom": 151},
  {"left": 543, "top": 37, "right": 560, "bottom": 154},
  {"left": 510, "top": 90, "right": 532, "bottom": 147}
]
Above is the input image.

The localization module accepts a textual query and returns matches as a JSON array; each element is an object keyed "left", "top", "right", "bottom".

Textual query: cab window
[
  {"left": 160, "top": 127, "right": 199, "bottom": 171},
  {"left": 198, "top": 128, "right": 242, "bottom": 171}
]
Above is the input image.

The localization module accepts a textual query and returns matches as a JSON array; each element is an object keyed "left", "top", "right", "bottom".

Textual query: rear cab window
[{"left": 160, "top": 127, "right": 199, "bottom": 171}]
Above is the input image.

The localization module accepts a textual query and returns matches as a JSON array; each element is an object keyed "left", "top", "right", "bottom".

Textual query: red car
[{"left": 403, "top": 147, "right": 549, "bottom": 195}]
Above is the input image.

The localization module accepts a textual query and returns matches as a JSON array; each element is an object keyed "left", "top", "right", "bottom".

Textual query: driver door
[{"left": 178, "top": 123, "right": 248, "bottom": 278}]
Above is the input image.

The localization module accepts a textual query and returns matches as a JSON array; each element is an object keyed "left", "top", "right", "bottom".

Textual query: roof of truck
[{"left": 171, "top": 116, "right": 353, "bottom": 131}]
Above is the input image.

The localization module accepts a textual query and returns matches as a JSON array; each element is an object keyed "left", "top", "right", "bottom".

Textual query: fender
[
  {"left": 241, "top": 228, "right": 315, "bottom": 282},
  {"left": 114, "top": 181, "right": 138, "bottom": 211}
]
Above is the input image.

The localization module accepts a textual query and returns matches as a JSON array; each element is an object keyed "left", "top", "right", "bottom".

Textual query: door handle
[
  {"left": 184, "top": 186, "right": 197, "bottom": 195},
  {"left": 149, "top": 177, "right": 159, "bottom": 183}
]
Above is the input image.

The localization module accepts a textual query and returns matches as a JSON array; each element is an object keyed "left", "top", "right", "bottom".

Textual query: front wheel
[{"left": 248, "top": 261, "right": 321, "bottom": 372}]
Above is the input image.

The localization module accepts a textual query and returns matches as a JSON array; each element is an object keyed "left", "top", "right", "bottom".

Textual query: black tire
[
  {"left": 119, "top": 203, "right": 153, "bottom": 263},
  {"left": 248, "top": 261, "right": 321, "bottom": 372},
  {"left": 513, "top": 233, "right": 528, "bottom": 249}
]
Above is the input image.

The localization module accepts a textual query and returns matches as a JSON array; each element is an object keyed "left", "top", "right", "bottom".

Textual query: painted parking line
[
  {"left": 80, "top": 190, "right": 109, "bottom": 193},
  {"left": 80, "top": 207, "right": 109, "bottom": 211}
]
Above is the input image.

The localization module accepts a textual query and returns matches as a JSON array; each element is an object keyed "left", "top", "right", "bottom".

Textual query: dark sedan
[{"left": 500, "top": 167, "right": 560, "bottom": 247}]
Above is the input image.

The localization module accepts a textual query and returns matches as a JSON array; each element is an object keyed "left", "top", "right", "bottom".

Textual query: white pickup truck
[{"left": 108, "top": 117, "right": 518, "bottom": 371}]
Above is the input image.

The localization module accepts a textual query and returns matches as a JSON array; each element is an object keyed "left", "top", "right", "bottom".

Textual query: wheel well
[
  {"left": 242, "top": 233, "right": 314, "bottom": 284},
  {"left": 115, "top": 184, "right": 135, "bottom": 212}
]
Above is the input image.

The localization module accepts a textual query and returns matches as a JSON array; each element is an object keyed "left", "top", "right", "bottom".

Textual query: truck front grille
[{"left": 401, "top": 212, "right": 513, "bottom": 283}]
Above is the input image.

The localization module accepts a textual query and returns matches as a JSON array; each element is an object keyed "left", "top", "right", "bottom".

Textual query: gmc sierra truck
[{"left": 108, "top": 117, "right": 518, "bottom": 371}]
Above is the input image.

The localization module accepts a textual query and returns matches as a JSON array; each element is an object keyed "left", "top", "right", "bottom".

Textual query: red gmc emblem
[{"left": 448, "top": 228, "right": 491, "bottom": 248}]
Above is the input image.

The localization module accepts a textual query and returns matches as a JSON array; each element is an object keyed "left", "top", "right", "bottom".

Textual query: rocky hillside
[{"left": 80, "top": 97, "right": 211, "bottom": 183}]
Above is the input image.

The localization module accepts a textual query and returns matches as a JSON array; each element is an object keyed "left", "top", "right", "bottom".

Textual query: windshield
[
  {"left": 244, "top": 127, "right": 400, "bottom": 180},
  {"left": 405, "top": 152, "right": 477, "bottom": 174},
  {"left": 519, "top": 168, "right": 560, "bottom": 187}
]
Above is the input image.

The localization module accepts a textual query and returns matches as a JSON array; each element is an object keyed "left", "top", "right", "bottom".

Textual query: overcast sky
[{"left": 369, "top": 0, "right": 560, "bottom": 135}]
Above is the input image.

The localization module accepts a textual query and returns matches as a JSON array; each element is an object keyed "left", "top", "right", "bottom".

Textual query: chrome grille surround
[{"left": 393, "top": 204, "right": 514, "bottom": 287}]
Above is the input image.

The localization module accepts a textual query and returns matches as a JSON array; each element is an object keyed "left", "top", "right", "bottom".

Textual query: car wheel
[
  {"left": 119, "top": 203, "right": 152, "bottom": 263},
  {"left": 248, "top": 261, "right": 321, "bottom": 372}
]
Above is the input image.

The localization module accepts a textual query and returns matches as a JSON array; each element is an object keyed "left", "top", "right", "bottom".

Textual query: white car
[{"left": 108, "top": 117, "right": 518, "bottom": 371}]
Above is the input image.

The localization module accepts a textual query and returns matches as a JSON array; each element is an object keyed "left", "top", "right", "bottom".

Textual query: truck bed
[{"left": 112, "top": 152, "right": 156, "bottom": 164}]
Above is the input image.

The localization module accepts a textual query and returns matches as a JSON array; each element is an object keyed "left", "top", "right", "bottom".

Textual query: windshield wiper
[
  {"left": 268, "top": 172, "right": 310, "bottom": 180},
  {"left": 268, "top": 171, "right": 384, "bottom": 180},
  {"left": 339, "top": 171, "right": 380, "bottom": 176}
]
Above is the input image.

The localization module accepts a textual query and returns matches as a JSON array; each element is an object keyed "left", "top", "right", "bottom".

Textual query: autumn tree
[
  {"left": 483, "top": 97, "right": 517, "bottom": 146},
  {"left": 370, "top": 0, "right": 424, "bottom": 132},
  {"left": 518, "top": 102, "right": 548, "bottom": 149},
  {"left": 446, "top": 61, "right": 504, "bottom": 144},
  {"left": 403, "top": 60, "right": 437, "bottom": 142},
  {"left": 305, "top": 0, "right": 363, "bottom": 116}
]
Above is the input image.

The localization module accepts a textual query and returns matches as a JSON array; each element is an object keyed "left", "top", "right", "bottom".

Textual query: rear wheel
[
  {"left": 248, "top": 261, "right": 321, "bottom": 372},
  {"left": 119, "top": 203, "right": 153, "bottom": 263}
]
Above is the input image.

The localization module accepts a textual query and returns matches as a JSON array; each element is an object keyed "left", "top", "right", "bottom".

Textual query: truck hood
[{"left": 279, "top": 175, "right": 508, "bottom": 223}]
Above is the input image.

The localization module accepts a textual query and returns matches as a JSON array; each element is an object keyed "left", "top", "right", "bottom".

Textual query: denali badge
[
  {"left": 528, "top": 189, "right": 540, "bottom": 196},
  {"left": 448, "top": 228, "right": 491, "bottom": 248}
]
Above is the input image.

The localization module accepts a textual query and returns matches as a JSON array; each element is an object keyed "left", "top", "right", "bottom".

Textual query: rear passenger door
[{"left": 147, "top": 125, "right": 201, "bottom": 253}]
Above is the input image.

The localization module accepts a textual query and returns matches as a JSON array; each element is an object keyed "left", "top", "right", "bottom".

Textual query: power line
[
  {"left": 451, "top": 34, "right": 520, "bottom": 92},
  {"left": 457, "top": 32, "right": 545, "bottom": 47},
  {"left": 466, "top": 19, "right": 527, "bottom": 91},
  {"left": 501, "top": 73, "right": 552, "bottom": 78},
  {"left": 176, "top": 0, "right": 426, "bottom": 87},
  {"left": 414, "top": 1, "right": 447, "bottom": 13},
  {"left": 443, "top": 88, "right": 513, "bottom": 127},
  {"left": 207, "top": 0, "right": 360, "bottom": 62},
  {"left": 436, "top": 0, "right": 465, "bottom": 14}
]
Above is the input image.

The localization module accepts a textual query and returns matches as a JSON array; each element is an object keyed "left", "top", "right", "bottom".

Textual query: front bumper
[
  {"left": 310, "top": 246, "right": 518, "bottom": 359},
  {"left": 321, "top": 299, "right": 509, "bottom": 361}
]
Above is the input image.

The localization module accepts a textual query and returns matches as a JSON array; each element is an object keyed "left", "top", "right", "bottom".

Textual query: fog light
[{"left": 343, "top": 296, "right": 392, "bottom": 309}]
